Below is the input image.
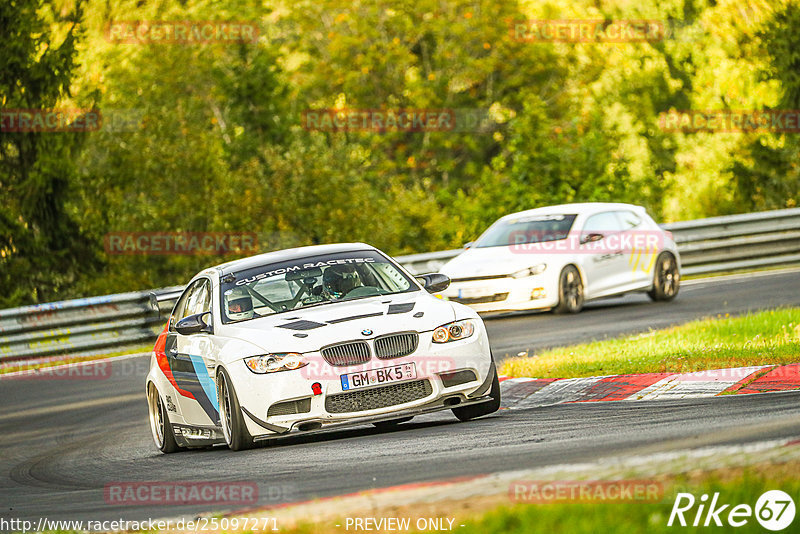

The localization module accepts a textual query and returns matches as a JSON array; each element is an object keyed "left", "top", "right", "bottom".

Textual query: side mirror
[
  {"left": 176, "top": 311, "right": 213, "bottom": 335},
  {"left": 580, "top": 233, "right": 604, "bottom": 245},
  {"left": 463, "top": 241, "right": 474, "bottom": 249},
  {"left": 148, "top": 292, "right": 160, "bottom": 317},
  {"left": 416, "top": 273, "right": 451, "bottom": 293}
]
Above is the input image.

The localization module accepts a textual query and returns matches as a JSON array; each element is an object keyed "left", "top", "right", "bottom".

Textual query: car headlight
[
  {"left": 510, "top": 263, "right": 547, "bottom": 279},
  {"left": 244, "top": 353, "right": 308, "bottom": 374},
  {"left": 432, "top": 320, "right": 475, "bottom": 343}
]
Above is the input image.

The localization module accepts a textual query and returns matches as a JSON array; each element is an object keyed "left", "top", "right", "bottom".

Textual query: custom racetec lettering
[{"left": 235, "top": 257, "right": 375, "bottom": 285}]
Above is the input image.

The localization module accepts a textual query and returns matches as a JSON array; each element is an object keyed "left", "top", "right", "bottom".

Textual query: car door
[
  {"left": 165, "top": 278, "right": 220, "bottom": 426},
  {"left": 615, "top": 209, "right": 655, "bottom": 288},
  {"left": 579, "top": 211, "right": 627, "bottom": 296}
]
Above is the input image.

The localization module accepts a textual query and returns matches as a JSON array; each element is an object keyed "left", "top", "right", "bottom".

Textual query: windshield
[
  {"left": 474, "top": 214, "right": 577, "bottom": 248},
  {"left": 219, "top": 250, "right": 416, "bottom": 323}
]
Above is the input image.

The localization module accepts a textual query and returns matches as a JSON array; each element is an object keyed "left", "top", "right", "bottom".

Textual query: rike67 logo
[{"left": 668, "top": 490, "right": 796, "bottom": 531}]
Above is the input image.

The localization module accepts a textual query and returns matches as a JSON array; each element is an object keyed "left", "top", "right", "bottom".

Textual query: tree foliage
[{"left": 2, "top": 0, "right": 798, "bottom": 305}]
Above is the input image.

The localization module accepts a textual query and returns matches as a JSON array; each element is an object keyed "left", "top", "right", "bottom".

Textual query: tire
[
  {"left": 147, "top": 384, "right": 182, "bottom": 454},
  {"left": 648, "top": 252, "right": 680, "bottom": 302},
  {"left": 373, "top": 417, "right": 413, "bottom": 429},
  {"left": 452, "top": 368, "right": 501, "bottom": 422},
  {"left": 217, "top": 368, "right": 255, "bottom": 451},
  {"left": 554, "top": 265, "right": 584, "bottom": 314}
]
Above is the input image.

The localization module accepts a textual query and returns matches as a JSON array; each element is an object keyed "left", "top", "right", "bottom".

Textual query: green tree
[
  {"left": 0, "top": 0, "right": 96, "bottom": 306},
  {"left": 732, "top": 1, "right": 800, "bottom": 211}
]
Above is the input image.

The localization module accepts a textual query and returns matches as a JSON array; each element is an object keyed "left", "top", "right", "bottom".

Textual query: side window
[
  {"left": 582, "top": 211, "right": 624, "bottom": 236},
  {"left": 169, "top": 279, "right": 208, "bottom": 330},
  {"left": 617, "top": 210, "right": 642, "bottom": 230},
  {"left": 185, "top": 279, "right": 211, "bottom": 317}
]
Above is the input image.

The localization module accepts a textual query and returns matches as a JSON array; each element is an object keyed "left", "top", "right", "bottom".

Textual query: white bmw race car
[
  {"left": 439, "top": 203, "right": 681, "bottom": 314},
  {"left": 146, "top": 243, "right": 500, "bottom": 452}
]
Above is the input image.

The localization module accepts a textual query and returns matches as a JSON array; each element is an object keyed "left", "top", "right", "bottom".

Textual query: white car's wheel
[
  {"left": 554, "top": 265, "right": 584, "bottom": 314},
  {"left": 217, "top": 368, "right": 255, "bottom": 451},
  {"left": 648, "top": 252, "right": 680, "bottom": 301},
  {"left": 147, "top": 384, "right": 182, "bottom": 454}
]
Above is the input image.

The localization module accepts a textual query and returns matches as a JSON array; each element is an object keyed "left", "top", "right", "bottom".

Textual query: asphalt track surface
[{"left": 1, "top": 269, "right": 799, "bottom": 523}]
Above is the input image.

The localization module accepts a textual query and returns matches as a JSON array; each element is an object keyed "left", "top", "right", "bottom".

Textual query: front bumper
[
  {"left": 441, "top": 275, "right": 560, "bottom": 313},
  {"left": 227, "top": 327, "right": 493, "bottom": 439},
  {"left": 251, "top": 384, "right": 497, "bottom": 442}
]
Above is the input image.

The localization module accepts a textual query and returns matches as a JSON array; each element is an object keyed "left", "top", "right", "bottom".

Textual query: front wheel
[
  {"left": 217, "top": 368, "right": 255, "bottom": 451},
  {"left": 554, "top": 265, "right": 584, "bottom": 314},
  {"left": 452, "top": 368, "right": 501, "bottom": 422},
  {"left": 147, "top": 384, "right": 182, "bottom": 454},
  {"left": 648, "top": 252, "right": 680, "bottom": 301}
]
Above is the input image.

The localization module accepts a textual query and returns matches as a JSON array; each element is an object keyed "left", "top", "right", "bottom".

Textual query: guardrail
[
  {"left": 0, "top": 287, "right": 182, "bottom": 364},
  {"left": 2, "top": 207, "right": 799, "bottom": 363}
]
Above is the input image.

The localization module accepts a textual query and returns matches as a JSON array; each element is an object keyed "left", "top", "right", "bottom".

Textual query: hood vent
[
  {"left": 278, "top": 320, "right": 327, "bottom": 331},
  {"left": 387, "top": 303, "right": 415, "bottom": 315},
  {"left": 327, "top": 312, "right": 383, "bottom": 324}
]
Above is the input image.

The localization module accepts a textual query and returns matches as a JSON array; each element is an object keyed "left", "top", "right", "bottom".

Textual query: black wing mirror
[
  {"left": 416, "top": 273, "right": 451, "bottom": 293},
  {"left": 580, "top": 232, "right": 604, "bottom": 244},
  {"left": 175, "top": 311, "right": 213, "bottom": 335}
]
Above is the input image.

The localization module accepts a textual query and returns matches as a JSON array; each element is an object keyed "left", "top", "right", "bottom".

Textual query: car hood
[
  {"left": 218, "top": 291, "right": 456, "bottom": 355},
  {"left": 439, "top": 246, "right": 559, "bottom": 278}
]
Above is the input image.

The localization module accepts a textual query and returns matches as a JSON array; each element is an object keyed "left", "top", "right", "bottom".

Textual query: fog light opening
[
  {"left": 297, "top": 421, "right": 323, "bottom": 431},
  {"left": 531, "top": 287, "right": 546, "bottom": 300}
]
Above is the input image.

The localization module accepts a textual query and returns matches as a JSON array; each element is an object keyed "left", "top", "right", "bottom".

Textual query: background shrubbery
[{"left": 2, "top": 0, "right": 799, "bottom": 306}]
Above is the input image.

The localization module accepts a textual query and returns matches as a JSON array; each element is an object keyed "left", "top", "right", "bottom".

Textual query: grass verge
[
  {"left": 500, "top": 307, "right": 800, "bottom": 378},
  {"left": 453, "top": 460, "right": 800, "bottom": 534}
]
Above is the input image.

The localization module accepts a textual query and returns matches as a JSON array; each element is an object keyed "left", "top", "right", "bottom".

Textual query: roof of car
[
  {"left": 498, "top": 202, "right": 645, "bottom": 221},
  {"left": 214, "top": 243, "right": 377, "bottom": 276}
]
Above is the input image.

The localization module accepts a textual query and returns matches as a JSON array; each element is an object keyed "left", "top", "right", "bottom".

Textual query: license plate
[{"left": 340, "top": 363, "right": 416, "bottom": 391}]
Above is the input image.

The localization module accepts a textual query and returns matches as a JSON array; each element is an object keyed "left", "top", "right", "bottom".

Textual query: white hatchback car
[
  {"left": 146, "top": 243, "right": 499, "bottom": 452},
  {"left": 438, "top": 203, "right": 680, "bottom": 314}
]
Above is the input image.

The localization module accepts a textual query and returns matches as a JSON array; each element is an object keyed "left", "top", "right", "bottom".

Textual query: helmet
[
  {"left": 225, "top": 286, "right": 254, "bottom": 321},
  {"left": 322, "top": 264, "right": 361, "bottom": 299}
]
